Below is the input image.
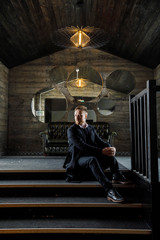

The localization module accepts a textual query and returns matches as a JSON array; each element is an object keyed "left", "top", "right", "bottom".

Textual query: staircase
[{"left": 0, "top": 157, "right": 152, "bottom": 240}]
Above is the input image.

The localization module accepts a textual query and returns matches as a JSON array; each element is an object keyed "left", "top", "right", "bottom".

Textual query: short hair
[{"left": 74, "top": 105, "right": 88, "bottom": 113}]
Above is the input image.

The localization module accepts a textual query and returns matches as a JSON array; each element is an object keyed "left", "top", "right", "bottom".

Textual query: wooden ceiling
[{"left": 0, "top": 0, "right": 160, "bottom": 69}]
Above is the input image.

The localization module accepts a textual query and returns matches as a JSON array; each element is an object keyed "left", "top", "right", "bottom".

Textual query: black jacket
[{"left": 63, "top": 123, "right": 110, "bottom": 179}]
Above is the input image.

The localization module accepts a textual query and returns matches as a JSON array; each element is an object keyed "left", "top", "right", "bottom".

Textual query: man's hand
[{"left": 102, "top": 147, "right": 116, "bottom": 156}]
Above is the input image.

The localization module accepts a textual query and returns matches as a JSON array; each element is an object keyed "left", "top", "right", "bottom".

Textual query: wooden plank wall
[
  {"left": 154, "top": 64, "right": 160, "bottom": 155},
  {"left": 0, "top": 62, "right": 9, "bottom": 156},
  {"left": 8, "top": 49, "right": 154, "bottom": 155}
]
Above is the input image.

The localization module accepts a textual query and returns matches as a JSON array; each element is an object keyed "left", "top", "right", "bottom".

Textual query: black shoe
[
  {"left": 112, "top": 173, "right": 131, "bottom": 184},
  {"left": 107, "top": 188, "right": 124, "bottom": 203},
  {"left": 65, "top": 177, "right": 81, "bottom": 183}
]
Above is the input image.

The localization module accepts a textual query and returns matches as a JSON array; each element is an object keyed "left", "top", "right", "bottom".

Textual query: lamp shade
[
  {"left": 70, "top": 29, "right": 90, "bottom": 48},
  {"left": 67, "top": 66, "right": 103, "bottom": 102},
  {"left": 53, "top": 26, "right": 108, "bottom": 49}
]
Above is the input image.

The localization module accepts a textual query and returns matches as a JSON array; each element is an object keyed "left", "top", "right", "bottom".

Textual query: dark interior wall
[
  {"left": 154, "top": 64, "right": 160, "bottom": 155},
  {"left": 0, "top": 62, "right": 9, "bottom": 155},
  {"left": 8, "top": 48, "right": 154, "bottom": 155}
]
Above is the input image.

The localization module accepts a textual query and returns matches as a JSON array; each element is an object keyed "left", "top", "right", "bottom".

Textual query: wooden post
[
  {"left": 146, "top": 80, "right": 159, "bottom": 240},
  {"left": 129, "top": 95, "right": 135, "bottom": 171},
  {"left": 146, "top": 80, "right": 158, "bottom": 183}
]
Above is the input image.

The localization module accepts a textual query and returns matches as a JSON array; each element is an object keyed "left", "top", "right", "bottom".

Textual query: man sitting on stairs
[{"left": 63, "top": 105, "right": 130, "bottom": 203}]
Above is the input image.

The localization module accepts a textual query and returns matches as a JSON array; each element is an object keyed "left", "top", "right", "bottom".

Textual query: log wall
[
  {"left": 0, "top": 62, "right": 9, "bottom": 156},
  {"left": 8, "top": 49, "right": 154, "bottom": 155}
]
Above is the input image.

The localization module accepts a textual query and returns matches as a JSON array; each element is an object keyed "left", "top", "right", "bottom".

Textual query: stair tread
[
  {"left": 0, "top": 196, "right": 147, "bottom": 208},
  {"left": 0, "top": 157, "right": 129, "bottom": 172},
  {"left": 0, "top": 179, "right": 135, "bottom": 188},
  {"left": 0, "top": 217, "right": 151, "bottom": 235},
  {"left": 0, "top": 157, "right": 152, "bottom": 238}
]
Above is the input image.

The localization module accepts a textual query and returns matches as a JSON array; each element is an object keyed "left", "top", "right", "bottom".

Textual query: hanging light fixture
[
  {"left": 67, "top": 66, "right": 103, "bottom": 103},
  {"left": 70, "top": 27, "right": 90, "bottom": 48},
  {"left": 53, "top": 26, "right": 108, "bottom": 49},
  {"left": 75, "top": 68, "right": 87, "bottom": 88},
  {"left": 67, "top": 68, "right": 87, "bottom": 88}
]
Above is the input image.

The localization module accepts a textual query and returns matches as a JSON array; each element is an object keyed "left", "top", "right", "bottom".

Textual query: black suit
[{"left": 63, "top": 123, "right": 119, "bottom": 192}]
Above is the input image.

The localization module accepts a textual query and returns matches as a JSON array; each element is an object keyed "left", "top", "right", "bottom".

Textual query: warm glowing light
[
  {"left": 53, "top": 26, "right": 108, "bottom": 49},
  {"left": 78, "top": 31, "right": 82, "bottom": 47},
  {"left": 75, "top": 78, "right": 86, "bottom": 88},
  {"left": 72, "top": 68, "right": 87, "bottom": 88},
  {"left": 70, "top": 29, "right": 90, "bottom": 48}
]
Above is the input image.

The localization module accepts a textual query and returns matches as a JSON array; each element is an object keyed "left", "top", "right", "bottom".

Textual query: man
[{"left": 63, "top": 105, "right": 129, "bottom": 203}]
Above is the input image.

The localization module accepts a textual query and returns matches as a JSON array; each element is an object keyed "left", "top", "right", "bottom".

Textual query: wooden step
[
  {"left": 0, "top": 157, "right": 152, "bottom": 239},
  {"left": 0, "top": 196, "right": 148, "bottom": 208},
  {"left": 0, "top": 157, "right": 129, "bottom": 173},
  {"left": 0, "top": 168, "right": 128, "bottom": 173},
  {"left": 0, "top": 179, "right": 136, "bottom": 188},
  {"left": 0, "top": 169, "right": 66, "bottom": 173},
  {"left": 0, "top": 217, "right": 151, "bottom": 235}
]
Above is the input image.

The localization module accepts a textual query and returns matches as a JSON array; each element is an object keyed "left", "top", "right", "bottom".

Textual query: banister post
[
  {"left": 129, "top": 95, "right": 135, "bottom": 171},
  {"left": 146, "top": 80, "right": 159, "bottom": 240},
  {"left": 146, "top": 80, "right": 158, "bottom": 183}
]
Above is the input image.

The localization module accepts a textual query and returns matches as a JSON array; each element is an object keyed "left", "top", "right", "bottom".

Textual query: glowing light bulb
[
  {"left": 78, "top": 79, "right": 82, "bottom": 87},
  {"left": 78, "top": 31, "right": 82, "bottom": 47},
  {"left": 70, "top": 27, "right": 90, "bottom": 48}
]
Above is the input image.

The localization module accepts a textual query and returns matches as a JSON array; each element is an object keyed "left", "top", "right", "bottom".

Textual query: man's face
[{"left": 74, "top": 109, "right": 87, "bottom": 125}]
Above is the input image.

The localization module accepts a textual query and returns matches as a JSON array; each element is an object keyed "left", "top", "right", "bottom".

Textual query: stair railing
[{"left": 129, "top": 80, "right": 160, "bottom": 183}]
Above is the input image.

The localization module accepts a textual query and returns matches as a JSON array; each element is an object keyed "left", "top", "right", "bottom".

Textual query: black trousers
[{"left": 77, "top": 155, "right": 119, "bottom": 193}]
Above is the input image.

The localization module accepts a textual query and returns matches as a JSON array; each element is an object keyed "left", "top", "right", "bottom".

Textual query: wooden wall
[
  {"left": 154, "top": 64, "right": 160, "bottom": 155},
  {"left": 154, "top": 64, "right": 160, "bottom": 83},
  {"left": 8, "top": 49, "right": 154, "bottom": 155},
  {"left": 0, "top": 62, "right": 9, "bottom": 156}
]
